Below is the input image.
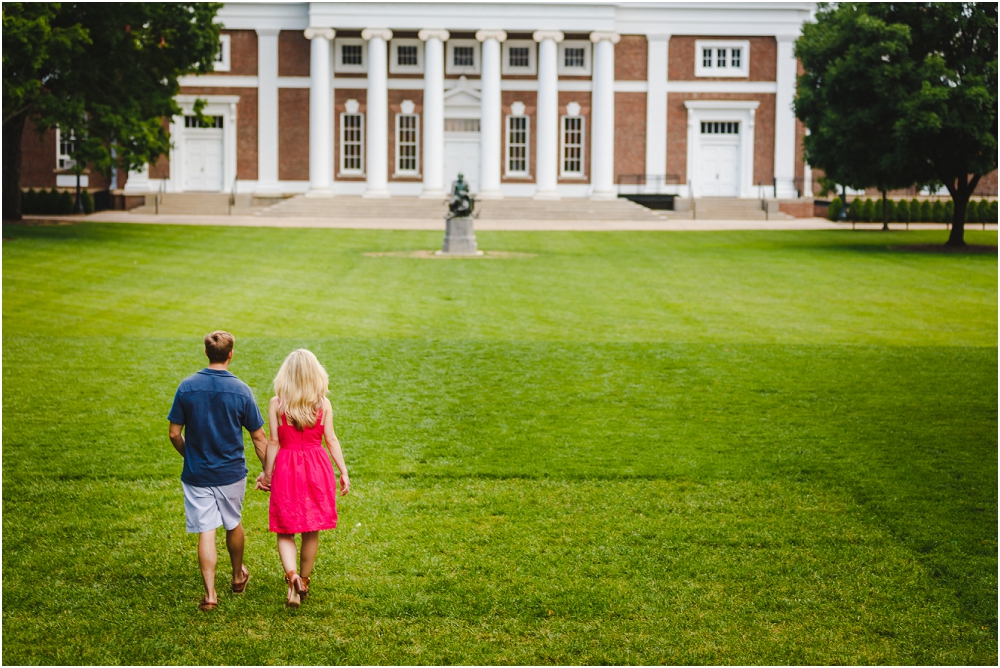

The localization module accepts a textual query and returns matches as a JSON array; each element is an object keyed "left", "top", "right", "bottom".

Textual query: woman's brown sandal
[
  {"left": 285, "top": 571, "right": 302, "bottom": 608},
  {"left": 232, "top": 564, "right": 250, "bottom": 594},
  {"left": 298, "top": 576, "right": 310, "bottom": 601},
  {"left": 199, "top": 596, "right": 218, "bottom": 611}
]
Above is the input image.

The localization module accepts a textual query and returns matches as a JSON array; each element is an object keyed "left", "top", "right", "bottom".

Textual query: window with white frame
[
  {"left": 694, "top": 40, "right": 750, "bottom": 77},
  {"left": 560, "top": 107, "right": 584, "bottom": 177},
  {"left": 390, "top": 38, "right": 423, "bottom": 74},
  {"left": 214, "top": 34, "right": 231, "bottom": 72},
  {"left": 506, "top": 104, "right": 529, "bottom": 176},
  {"left": 184, "top": 115, "right": 224, "bottom": 128},
  {"left": 446, "top": 39, "right": 480, "bottom": 75},
  {"left": 395, "top": 102, "right": 419, "bottom": 175},
  {"left": 335, "top": 38, "right": 367, "bottom": 74},
  {"left": 700, "top": 121, "right": 739, "bottom": 135},
  {"left": 340, "top": 103, "right": 364, "bottom": 174},
  {"left": 558, "top": 40, "right": 592, "bottom": 75},
  {"left": 502, "top": 40, "right": 537, "bottom": 75},
  {"left": 56, "top": 128, "right": 76, "bottom": 169}
]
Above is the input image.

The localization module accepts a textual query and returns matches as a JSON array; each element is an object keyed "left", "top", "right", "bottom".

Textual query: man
[{"left": 168, "top": 331, "right": 269, "bottom": 611}]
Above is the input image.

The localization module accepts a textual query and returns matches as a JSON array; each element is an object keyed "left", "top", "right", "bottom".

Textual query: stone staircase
[
  {"left": 689, "top": 197, "right": 793, "bottom": 220},
  {"left": 261, "top": 195, "right": 669, "bottom": 221},
  {"left": 130, "top": 192, "right": 268, "bottom": 215}
]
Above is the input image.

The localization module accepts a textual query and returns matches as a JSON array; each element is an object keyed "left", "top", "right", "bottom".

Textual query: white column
[
  {"left": 645, "top": 35, "right": 669, "bottom": 193},
  {"left": 803, "top": 129, "right": 813, "bottom": 197},
  {"left": 476, "top": 30, "right": 506, "bottom": 199},
  {"left": 533, "top": 30, "right": 563, "bottom": 200},
  {"left": 122, "top": 164, "right": 153, "bottom": 193},
  {"left": 362, "top": 28, "right": 392, "bottom": 198},
  {"left": 304, "top": 28, "right": 335, "bottom": 197},
  {"left": 419, "top": 29, "right": 449, "bottom": 198},
  {"left": 590, "top": 31, "right": 620, "bottom": 200},
  {"left": 256, "top": 28, "right": 280, "bottom": 194},
  {"left": 774, "top": 34, "right": 798, "bottom": 199}
]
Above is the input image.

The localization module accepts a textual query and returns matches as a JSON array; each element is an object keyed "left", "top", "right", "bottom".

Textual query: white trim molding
[
  {"left": 390, "top": 38, "right": 424, "bottom": 74},
  {"left": 170, "top": 94, "right": 240, "bottom": 194},
  {"left": 334, "top": 37, "right": 368, "bottom": 74},
  {"left": 694, "top": 40, "right": 750, "bottom": 78},
  {"left": 684, "top": 100, "right": 759, "bottom": 198},
  {"left": 558, "top": 40, "right": 592, "bottom": 76},
  {"left": 502, "top": 39, "right": 537, "bottom": 76},
  {"left": 214, "top": 34, "right": 231, "bottom": 72},
  {"left": 447, "top": 38, "right": 481, "bottom": 75}
]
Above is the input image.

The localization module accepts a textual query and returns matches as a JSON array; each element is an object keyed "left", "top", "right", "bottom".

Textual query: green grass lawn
[{"left": 2, "top": 223, "right": 997, "bottom": 664}]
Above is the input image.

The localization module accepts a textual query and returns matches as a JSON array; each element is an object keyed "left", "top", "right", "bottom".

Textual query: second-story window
[
  {"left": 453, "top": 46, "right": 474, "bottom": 67},
  {"left": 509, "top": 47, "right": 529, "bottom": 68},
  {"left": 564, "top": 47, "right": 585, "bottom": 68},
  {"left": 695, "top": 40, "right": 750, "bottom": 77},
  {"left": 342, "top": 44, "right": 363, "bottom": 66},
  {"left": 397, "top": 45, "right": 418, "bottom": 66}
]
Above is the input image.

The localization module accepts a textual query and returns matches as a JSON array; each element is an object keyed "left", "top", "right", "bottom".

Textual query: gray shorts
[{"left": 182, "top": 478, "right": 246, "bottom": 534}]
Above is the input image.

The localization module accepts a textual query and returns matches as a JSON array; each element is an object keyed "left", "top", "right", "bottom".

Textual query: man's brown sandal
[
  {"left": 232, "top": 564, "right": 250, "bottom": 594},
  {"left": 199, "top": 597, "right": 218, "bottom": 611}
]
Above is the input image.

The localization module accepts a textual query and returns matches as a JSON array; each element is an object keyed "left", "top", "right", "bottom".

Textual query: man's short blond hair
[{"left": 204, "top": 331, "right": 235, "bottom": 364}]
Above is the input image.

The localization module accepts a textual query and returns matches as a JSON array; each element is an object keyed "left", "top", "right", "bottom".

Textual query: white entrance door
[
  {"left": 444, "top": 134, "right": 480, "bottom": 194},
  {"left": 184, "top": 135, "right": 223, "bottom": 191},
  {"left": 699, "top": 143, "right": 739, "bottom": 197}
]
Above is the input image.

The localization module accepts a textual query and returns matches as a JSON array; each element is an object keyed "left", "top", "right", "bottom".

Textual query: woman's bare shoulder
[{"left": 269, "top": 396, "right": 281, "bottom": 409}]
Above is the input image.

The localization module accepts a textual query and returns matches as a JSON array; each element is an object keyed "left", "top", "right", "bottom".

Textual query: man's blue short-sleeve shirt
[{"left": 168, "top": 369, "right": 265, "bottom": 487}]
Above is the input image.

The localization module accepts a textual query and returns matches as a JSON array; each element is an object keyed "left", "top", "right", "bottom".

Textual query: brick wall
[
  {"left": 669, "top": 36, "right": 776, "bottom": 81},
  {"left": 20, "top": 119, "right": 57, "bottom": 189},
  {"left": 615, "top": 35, "right": 647, "bottom": 80},
  {"left": 974, "top": 169, "right": 998, "bottom": 196},
  {"left": 614, "top": 92, "right": 646, "bottom": 184},
  {"left": 219, "top": 30, "right": 257, "bottom": 76},
  {"left": 778, "top": 201, "right": 813, "bottom": 218},
  {"left": 148, "top": 118, "right": 171, "bottom": 179},
  {"left": 334, "top": 89, "right": 367, "bottom": 180},
  {"left": 558, "top": 91, "right": 591, "bottom": 184},
  {"left": 501, "top": 90, "right": 537, "bottom": 183},
  {"left": 279, "top": 30, "right": 310, "bottom": 77},
  {"left": 388, "top": 89, "right": 423, "bottom": 181},
  {"left": 667, "top": 92, "right": 775, "bottom": 184},
  {"left": 279, "top": 88, "right": 309, "bottom": 181}
]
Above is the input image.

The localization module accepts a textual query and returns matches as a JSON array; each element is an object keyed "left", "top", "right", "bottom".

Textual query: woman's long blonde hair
[{"left": 273, "top": 349, "right": 329, "bottom": 429}]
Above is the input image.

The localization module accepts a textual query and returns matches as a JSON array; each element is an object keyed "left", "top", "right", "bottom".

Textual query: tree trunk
[
  {"left": 3, "top": 113, "right": 28, "bottom": 221},
  {"left": 946, "top": 174, "right": 981, "bottom": 247},
  {"left": 881, "top": 189, "right": 888, "bottom": 231}
]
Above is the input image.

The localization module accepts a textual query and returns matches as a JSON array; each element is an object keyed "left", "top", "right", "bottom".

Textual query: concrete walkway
[{"left": 13, "top": 211, "right": 996, "bottom": 232}]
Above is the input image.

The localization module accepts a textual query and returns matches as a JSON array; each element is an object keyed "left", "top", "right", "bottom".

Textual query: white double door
[
  {"left": 444, "top": 133, "right": 480, "bottom": 194},
  {"left": 183, "top": 130, "right": 223, "bottom": 192},
  {"left": 699, "top": 141, "right": 740, "bottom": 197}
]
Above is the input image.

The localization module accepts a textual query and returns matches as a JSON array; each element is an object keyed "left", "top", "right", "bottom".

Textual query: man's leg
[
  {"left": 300, "top": 531, "right": 319, "bottom": 579},
  {"left": 226, "top": 523, "right": 245, "bottom": 586},
  {"left": 198, "top": 529, "right": 218, "bottom": 603}
]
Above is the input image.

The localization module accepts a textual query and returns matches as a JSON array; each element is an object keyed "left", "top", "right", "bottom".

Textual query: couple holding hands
[{"left": 168, "top": 331, "right": 350, "bottom": 610}]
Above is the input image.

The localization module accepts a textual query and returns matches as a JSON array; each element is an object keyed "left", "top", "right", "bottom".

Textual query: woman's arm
[
  {"left": 257, "top": 396, "right": 282, "bottom": 490},
  {"left": 322, "top": 398, "right": 350, "bottom": 495}
]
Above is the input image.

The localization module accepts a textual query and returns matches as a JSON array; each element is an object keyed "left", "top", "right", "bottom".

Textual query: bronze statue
[{"left": 447, "top": 172, "right": 475, "bottom": 219}]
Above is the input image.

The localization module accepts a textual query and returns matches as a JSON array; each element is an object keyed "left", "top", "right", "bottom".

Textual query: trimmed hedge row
[
  {"left": 20, "top": 188, "right": 94, "bottom": 215},
  {"left": 827, "top": 197, "right": 998, "bottom": 223}
]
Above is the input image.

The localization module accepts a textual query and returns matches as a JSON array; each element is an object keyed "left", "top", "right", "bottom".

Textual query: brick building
[{"left": 22, "top": 1, "right": 824, "bottom": 201}]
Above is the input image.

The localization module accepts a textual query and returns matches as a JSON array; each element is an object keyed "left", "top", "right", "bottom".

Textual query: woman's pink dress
[{"left": 269, "top": 409, "right": 338, "bottom": 533}]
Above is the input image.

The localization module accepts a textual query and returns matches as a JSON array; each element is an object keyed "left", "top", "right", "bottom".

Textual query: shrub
[
  {"left": 42, "top": 188, "right": 60, "bottom": 215},
  {"left": 81, "top": 189, "right": 95, "bottom": 214},
  {"left": 920, "top": 200, "right": 932, "bottom": 223},
  {"left": 848, "top": 197, "right": 864, "bottom": 221},
  {"left": 21, "top": 189, "right": 36, "bottom": 215},
  {"left": 827, "top": 197, "right": 843, "bottom": 221},
  {"left": 944, "top": 200, "right": 954, "bottom": 223},
  {"left": 990, "top": 201, "right": 998, "bottom": 222},
  {"left": 931, "top": 200, "right": 945, "bottom": 223},
  {"left": 895, "top": 199, "right": 909, "bottom": 223},
  {"left": 884, "top": 199, "right": 896, "bottom": 223},
  {"left": 874, "top": 198, "right": 883, "bottom": 221},
  {"left": 911, "top": 198, "right": 922, "bottom": 222},
  {"left": 58, "top": 190, "right": 74, "bottom": 215},
  {"left": 862, "top": 198, "right": 875, "bottom": 222}
]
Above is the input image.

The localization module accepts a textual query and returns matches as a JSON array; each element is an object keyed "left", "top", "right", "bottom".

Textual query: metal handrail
[
  {"left": 228, "top": 174, "right": 237, "bottom": 216},
  {"left": 154, "top": 178, "right": 167, "bottom": 215}
]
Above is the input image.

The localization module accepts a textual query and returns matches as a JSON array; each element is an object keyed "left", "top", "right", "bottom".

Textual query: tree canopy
[
  {"left": 795, "top": 2, "right": 998, "bottom": 245},
  {"left": 2, "top": 2, "right": 222, "bottom": 219}
]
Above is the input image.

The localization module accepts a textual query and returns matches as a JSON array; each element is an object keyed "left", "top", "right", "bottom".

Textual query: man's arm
[
  {"left": 249, "top": 428, "right": 268, "bottom": 469},
  {"left": 169, "top": 422, "right": 185, "bottom": 456}
]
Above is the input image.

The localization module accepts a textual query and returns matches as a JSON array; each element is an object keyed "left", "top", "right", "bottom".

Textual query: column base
[
  {"left": 362, "top": 188, "right": 391, "bottom": 199},
  {"left": 304, "top": 188, "right": 334, "bottom": 198},
  {"left": 477, "top": 189, "right": 503, "bottom": 200},
  {"left": 533, "top": 189, "right": 560, "bottom": 201},
  {"left": 419, "top": 189, "right": 447, "bottom": 199},
  {"left": 254, "top": 182, "right": 282, "bottom": 195}
]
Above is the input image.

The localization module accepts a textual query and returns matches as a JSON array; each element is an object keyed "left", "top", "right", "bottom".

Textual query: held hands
[{"left": 255, "top": 471, "right": 271, "bottom": 492}]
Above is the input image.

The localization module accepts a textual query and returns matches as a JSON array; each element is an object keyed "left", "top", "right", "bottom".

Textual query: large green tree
[
  {"left": 795, "top": 3, "right": 997, "bottom": 245},
  {"left": 2, "top": 2, "right": 221, "bottom": 220}
]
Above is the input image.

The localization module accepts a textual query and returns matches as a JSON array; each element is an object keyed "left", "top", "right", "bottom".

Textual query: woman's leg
[
  {"left": 300, "top": 532, "right": 320, "bottom": 579},
  {"left": 276, "top": 533, "right": 298, "bottom": 574}
]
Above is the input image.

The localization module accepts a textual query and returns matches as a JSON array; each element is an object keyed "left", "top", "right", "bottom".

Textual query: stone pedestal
[{"left": 438, "top": 216, "right": 481, "bottom": 255}]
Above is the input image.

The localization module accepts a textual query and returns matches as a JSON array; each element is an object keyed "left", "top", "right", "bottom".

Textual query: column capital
[
  {"left": 256, "top": 28, "right": 280, "bottom": 38},
  {"left": 304, "top": 27, "right": 335, "bottom": 41},
  {"left": 533, "top": 30, "right": 564, "bottom": 43},
  {"left": 589, "top": 31, "right": 620, "bottom": 44},
  {"left": 418, "top": 28, "right": 450, "bottom": 41},
  {"left": 775, "top": 33, "right": 798, "bottom": 43},
  {"left": 361, "top": 28, "right": 393, "bottom": 41},
  {"left": 476, "top": 29, "right": 507, "bottom": 43}
]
